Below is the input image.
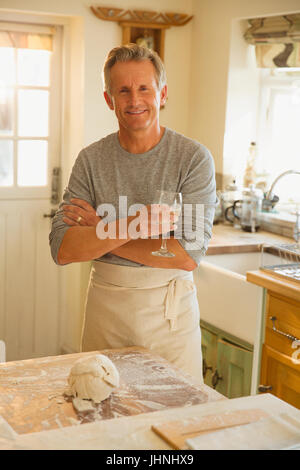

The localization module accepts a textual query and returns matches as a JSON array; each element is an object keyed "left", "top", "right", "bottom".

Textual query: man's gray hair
[{"left": 103, "top": 43, "right": 167, "bottom": 96}]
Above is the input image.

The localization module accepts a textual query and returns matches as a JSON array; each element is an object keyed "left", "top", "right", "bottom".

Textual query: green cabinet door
[{"left": 214, "top": 338, "right": 253, "bottom": 398}]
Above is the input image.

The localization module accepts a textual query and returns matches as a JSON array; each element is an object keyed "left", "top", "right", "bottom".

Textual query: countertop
[
  {"left": 0, "top": 285, "right": 299, "bottom": 449},
  {"left": 246, "top": 270, "right": 300, "bottom": 302},
  {"left": 207, "top": 223, "right": 293, "bottom": 255},
  {"left": 0, "top": 347, "right": 223, "bottom": 436},
  {"left": 1, "top": 393, "right": 299, "bottom": 449}
]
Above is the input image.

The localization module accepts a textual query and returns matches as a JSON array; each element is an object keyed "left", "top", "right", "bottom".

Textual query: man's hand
[
  {"left": 63, "top": 198, "right": 101, "bottom": 226},
  {"left": 63, "top": 199, "right": 178, "bottom": 239},
  {"left": 133, "top": 203, "right": 178, "bottom": 239}
]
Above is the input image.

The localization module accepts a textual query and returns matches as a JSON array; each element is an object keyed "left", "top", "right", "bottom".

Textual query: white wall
[
  {"left": 223, "top": 18, "right": 260, "bottom": 187},
  {"left": 190, "top": 0, "right": 300, "bottom": 181}
]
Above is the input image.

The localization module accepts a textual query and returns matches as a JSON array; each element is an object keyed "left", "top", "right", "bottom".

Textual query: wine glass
[{"left": 151, "top": 190, "right": 182, "bottom": 258}]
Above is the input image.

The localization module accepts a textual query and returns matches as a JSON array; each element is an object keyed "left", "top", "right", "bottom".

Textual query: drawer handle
[
  {"left": 270, "top": 316, "right": 300, "bottom": 342},
  {"left": 258, "top": 384, "right": 273, "bottom": 393}
]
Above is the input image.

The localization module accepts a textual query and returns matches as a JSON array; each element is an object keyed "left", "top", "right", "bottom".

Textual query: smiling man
[
  {"left": 103, "top": 58, "right": 167, "bottom": 153},
  {"left": 49, "top": 44, "right": 217, "bottom": 382}
]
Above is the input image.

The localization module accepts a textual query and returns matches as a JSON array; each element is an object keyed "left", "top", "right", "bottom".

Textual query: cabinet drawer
[
  {"left": 260, "top": 344, "right": 300, "bottom": 409},
  {"left": 265, "top": 293, "right": 300, "bottom": 356}
]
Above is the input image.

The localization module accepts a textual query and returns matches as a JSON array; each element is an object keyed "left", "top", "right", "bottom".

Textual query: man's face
[{"left": 104, "top": 60, "right": 167, "bottom": 133}]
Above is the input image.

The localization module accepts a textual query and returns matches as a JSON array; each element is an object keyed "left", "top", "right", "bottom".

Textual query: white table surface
[{"left": 0, "top": 393, "right": 299, "bottom": 450}]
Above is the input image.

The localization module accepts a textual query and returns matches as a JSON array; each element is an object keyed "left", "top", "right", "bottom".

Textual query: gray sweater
[{"left": 49, "top": 127, "right": 217, "bottom": 267}]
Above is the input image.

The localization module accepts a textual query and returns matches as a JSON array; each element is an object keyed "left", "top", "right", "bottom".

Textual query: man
[{"left": 49, "top": 44, "right": 216, "bottom": 383}]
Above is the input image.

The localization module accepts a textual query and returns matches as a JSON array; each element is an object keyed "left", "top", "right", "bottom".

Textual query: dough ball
[{"left": 68, "top": 354, "right": 120, "bottom": 404}]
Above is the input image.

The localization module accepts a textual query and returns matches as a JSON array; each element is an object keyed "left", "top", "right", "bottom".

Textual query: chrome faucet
[
  {"left": 265, "top": 170, "right": 300, "bottom": 200},
  {"left": 265, "top": 170, "right": 300, "bottom": 243}
]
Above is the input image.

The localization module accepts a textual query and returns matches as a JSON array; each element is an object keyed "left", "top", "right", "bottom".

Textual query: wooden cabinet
[
  {"left": 259, "top": 291, "right": 300, "bottom": 409},
  {"left": 201, "top": 321, "right": 253, "bottom": 398},
  {"left": 121, "top": 23, "right": 169, "bottom": 60}
]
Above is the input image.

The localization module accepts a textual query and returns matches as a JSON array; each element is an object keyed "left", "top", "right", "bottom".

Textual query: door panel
[
  {"left": 0, "top": 200, "right": 61, "bottom": 360},
  {"left": 0, "top": 23, "right": 62, "bottom": 361},
  {"left": 216, "top": 338, "right": 253, "bottom": 398}
]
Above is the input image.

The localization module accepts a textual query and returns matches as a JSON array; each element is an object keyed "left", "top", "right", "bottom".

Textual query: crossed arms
[{"left": 57, "top": 198, "right": 197, "bottom": 271}]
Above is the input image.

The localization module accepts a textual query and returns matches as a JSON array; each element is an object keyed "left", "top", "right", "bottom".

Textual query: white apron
[{"left": 81, "top": 261, "right": 203, "bottom": 383}]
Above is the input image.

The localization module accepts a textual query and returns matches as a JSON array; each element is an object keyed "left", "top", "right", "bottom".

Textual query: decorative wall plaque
[{"left": 90, "top": 5, "right": 193, "bottom": 60}]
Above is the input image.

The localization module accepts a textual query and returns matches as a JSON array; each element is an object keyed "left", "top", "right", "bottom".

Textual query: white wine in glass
[{"left": 151, "top": 190, "right": 182, "bottom": 258}]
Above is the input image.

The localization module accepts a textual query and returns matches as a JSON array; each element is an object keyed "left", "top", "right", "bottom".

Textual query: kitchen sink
[
  {"left": 260, "top": 243, "right": 300, "bottom": 283},
  {"left": 200, "top": 250, "right": 283, "bottom": 276},
  {"left": 193, "top": 251, "right": 282, "bottom": 345}
]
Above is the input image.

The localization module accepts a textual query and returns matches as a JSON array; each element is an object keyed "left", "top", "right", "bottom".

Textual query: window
[
  {"left": 0, "top": 22, "right": 61, "bottom": 199},
  {"left": 256, "top": 69, "right": 300, "bottom": 206}
]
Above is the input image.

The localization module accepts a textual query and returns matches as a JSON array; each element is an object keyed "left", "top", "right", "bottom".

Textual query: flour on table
[
  {"left": 72, "top": 397, "right": 95, "bottom": 412},
  {"left": 67, "top": 354, "right": 120, "bottom": 405}
]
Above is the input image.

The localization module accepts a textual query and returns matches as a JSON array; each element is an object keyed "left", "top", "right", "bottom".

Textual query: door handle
[
  {"left": 211, "top": 369, "right": 223, "bottom": 389},
  {"left": 43, "top": 209, "right": 57, "bottom": 219},
  {"left": 202, "top": 358, "right": 213, "bottom": 378}
]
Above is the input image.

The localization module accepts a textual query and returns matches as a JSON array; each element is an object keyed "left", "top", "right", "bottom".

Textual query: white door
[{"left": 0, "top": 22, "right": 63, "bottom": 361}]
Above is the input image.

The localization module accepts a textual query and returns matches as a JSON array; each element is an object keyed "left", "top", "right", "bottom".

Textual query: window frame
[
  {"left": 0, "top": 23, "right": 62, "bottom": 200},
  {"left": 256, "top": 68, "right": 300, "bottom": 206}
]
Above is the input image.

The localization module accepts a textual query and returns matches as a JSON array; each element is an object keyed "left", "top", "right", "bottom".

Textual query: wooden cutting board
[
  {"left": 0, "top": 347, "right": 221, "bottom": 435},
  {"left": 152, "top": 408, "right": 269, "bottom": 449}
]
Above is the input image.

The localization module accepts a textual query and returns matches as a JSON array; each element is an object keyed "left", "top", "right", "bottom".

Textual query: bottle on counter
[{"left": 243, "top": 142, "right": 257, "bottom": 188}]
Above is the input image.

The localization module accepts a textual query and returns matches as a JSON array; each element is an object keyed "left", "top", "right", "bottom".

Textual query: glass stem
[{"left": 160, "top": 239, "right": 167, "bottom": 251}]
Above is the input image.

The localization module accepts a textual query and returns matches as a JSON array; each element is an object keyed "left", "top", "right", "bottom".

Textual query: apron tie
[{"left": 165, "top": 278, "right": 195, "bottom": 331}]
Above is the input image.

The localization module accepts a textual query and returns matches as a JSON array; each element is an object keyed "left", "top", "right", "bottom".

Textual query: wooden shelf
[{"left": 90, "top": 5, "right": 193, "bottom": 60}]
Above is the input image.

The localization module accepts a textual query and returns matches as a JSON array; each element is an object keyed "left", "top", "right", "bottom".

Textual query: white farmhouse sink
[{"left": 193, "top": 251, "right": 282, "bottom": 345}]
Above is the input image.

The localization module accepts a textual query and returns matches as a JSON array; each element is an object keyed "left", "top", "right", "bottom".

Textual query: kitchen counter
[
  {"left": 1, "top": 393, "right": 299, "bottom": 449},
  {"left": 0, "top": 346, "right": 223, "bottom": 436},
  {"left": 0, "top": 307, "right": 299, "bottom": 449},
  {"left": 207, "top": 223, "right": 293, "bottom": 255},
  {"left": 247, "top": 269, "right": 300, "bottom": 303}
]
